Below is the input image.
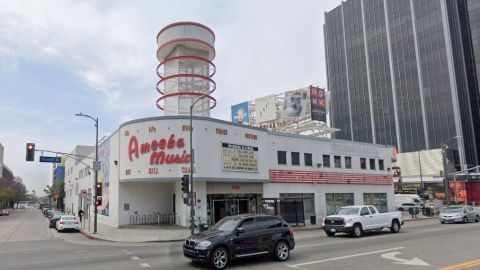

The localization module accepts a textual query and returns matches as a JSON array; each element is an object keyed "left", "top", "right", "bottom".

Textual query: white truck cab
[{"left": 322, "top": 205, "right": 403, "bottom": 238}]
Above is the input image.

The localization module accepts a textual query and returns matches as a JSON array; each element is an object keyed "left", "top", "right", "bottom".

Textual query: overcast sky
[{"left": 0, "top": 0, "right": 341, "bottom": 196}]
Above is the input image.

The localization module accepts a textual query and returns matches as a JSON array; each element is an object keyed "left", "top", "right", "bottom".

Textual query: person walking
[{"left": 78, "top": 209, "right": 84, "bottom": 223}]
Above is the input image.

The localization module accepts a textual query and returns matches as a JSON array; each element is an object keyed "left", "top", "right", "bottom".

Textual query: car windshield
[
  {"left": 443, "top": 207, "right": 463, "bottom": 213},
  {"left": 336, "top": 208, "right": 360, "bottom": 215},
  {"left": 211, "top": 217, "right": 242, "bottom": 232}
]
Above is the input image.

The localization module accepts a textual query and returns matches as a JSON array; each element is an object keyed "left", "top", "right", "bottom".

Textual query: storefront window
[
  {"left": 363, "top": 193, "right": 387, "bottom": 213},
  {"left": 360, "top": 158, "right": 366, "bottom": 169},
  {"left": 345, "top": 156, "right": 352, "bottom": 169},
  {"left": 291, "top": 152, "right": 300, "bottom": 166},
  {"left": 280, "top": 193, "right": 315, "bottom": 217},
  {"left": 325, "top": 193, "right": 354, "bottom": 215},
  {"left": 379, "top": 159, "right": 384, "bottom": 170}
]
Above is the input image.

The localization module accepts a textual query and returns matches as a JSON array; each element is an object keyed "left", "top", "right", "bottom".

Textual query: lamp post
[
  {"left": 441, "top": 135, "right": 462, "bottom": 206},
  {"left": 75, "top": 112, "right": 99, "bottom": 234},
  {"left": 189, "top": 95, "right": 209, "bottom": 235},
  {"left": 417, "top": 150, "right": 424, "bottom": 195}
]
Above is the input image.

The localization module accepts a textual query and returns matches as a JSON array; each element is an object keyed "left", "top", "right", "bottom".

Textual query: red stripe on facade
[{"left": 269, "top": 169, "right": 393, "bottom": 185}]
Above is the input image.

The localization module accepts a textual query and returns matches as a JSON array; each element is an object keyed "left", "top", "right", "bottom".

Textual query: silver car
[{"left": 439, "top": 205, "right": 480, "bottom": 224}]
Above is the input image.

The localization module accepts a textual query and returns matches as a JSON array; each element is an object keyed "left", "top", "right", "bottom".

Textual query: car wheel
[
  {"left": 390, "top": 220, "right": 401, "bottom": 233},
  {"left": 399, "top": 208, "right": 404, "bottom": 211},
  {"left": 475, "top": 215, "right": 480, "bottom": 223},
  {"left": 351, "top": 224, "right": 363, "bottom": 238},
  {"left": 440, "top": 221, "right": 445, "bottom": 224},
  {"left": 273, "top": 241, "right": 290, "bottom": 261},
  {"left": 210, "top": 247, "right": 228, "bottom": 270},
  {"left": 464, "top": 217, "right": 468, "bottom": 224},
  {"left": 325, "top": 231, "right": 335, "bottom": 237}
]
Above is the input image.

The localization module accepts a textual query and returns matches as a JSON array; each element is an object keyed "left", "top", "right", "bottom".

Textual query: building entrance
[{"left": 207, "top": 194, "right": 260, "bottom": 224}]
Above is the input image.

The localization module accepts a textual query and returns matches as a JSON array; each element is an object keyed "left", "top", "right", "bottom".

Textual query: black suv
[{"left": 183, "top": 214, "right": 295, "bottom": 269}]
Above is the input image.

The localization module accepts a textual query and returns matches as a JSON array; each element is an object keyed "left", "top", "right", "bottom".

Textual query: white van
[{"left": 395, "top": 194, "right": 423, "bottom": 205}]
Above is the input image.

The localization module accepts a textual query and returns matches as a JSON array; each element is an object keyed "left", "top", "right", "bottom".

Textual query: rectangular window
[
  {"left": 291, "top": 152, "right": 300, "bottom": 166},
  {"left": 360, "top": 158, "right": 367, "bottom": 170},
  {"left": 379, "top": 159, "right": 384, "bottom": 170},
  {"left": 334, "top": 156, "right": 341, "bottom": 168},
  {"left": 304, "top": 153, "right": 313, "bottom": 166},
  {"left": 345, "top": 156, "right": 352, "bottom": 169},
  {"left": 370, "top": 158, "right": 376, "bottom": 170},
  {"left": 280, "top": 193, "right": 315, "bottom": 217},
  {"left": 323, "top": 155, "right": 331, "bottom": 168},
  {"left": 325, "top": 193, "right": 355, "bottom": 215},
  {"left": 277, "top": 151, "right": 287, "bottom": 165},
  {"left": 363, "top": 193, "right": 388, "bottom": 213}
]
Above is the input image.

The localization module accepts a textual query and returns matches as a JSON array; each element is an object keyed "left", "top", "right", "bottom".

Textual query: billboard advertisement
[
  {"left": 231, "top": 102, "right": 250, "bottom": 124},
  {"left": 310, "top": 86, "right": 327, "bottom": 122},
  {"left": 282, "top": 90, "right": 308, "bottom": 118},
  {"left": 255, "top": 95, "right": 277, "bottom": 123}
]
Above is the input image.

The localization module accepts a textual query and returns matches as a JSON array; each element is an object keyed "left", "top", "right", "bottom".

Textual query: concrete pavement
[{"left": 2, "top": 207, "right": 480, "bottom": 269}]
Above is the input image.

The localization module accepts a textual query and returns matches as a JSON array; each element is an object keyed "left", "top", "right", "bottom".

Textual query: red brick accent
[{"left": 269, "top": 169, "right": 392, "bottom": 185}]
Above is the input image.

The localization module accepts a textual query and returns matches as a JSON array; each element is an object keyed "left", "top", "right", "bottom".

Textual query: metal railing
[{"left": 129, "top": 212, "right": 177, "bottom": 226}]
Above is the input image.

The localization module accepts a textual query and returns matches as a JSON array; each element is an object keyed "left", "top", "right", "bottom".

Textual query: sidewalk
[
  {"left": 80, "top": 214, "right": 438, "bottom": 243},
  {"left": 80, "top": 222, "right": 190, "bottom": 243}
]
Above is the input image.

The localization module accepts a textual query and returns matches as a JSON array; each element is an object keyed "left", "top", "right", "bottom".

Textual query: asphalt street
[{"left": 1, "top": 208, "right": 480, "bottom": 270}]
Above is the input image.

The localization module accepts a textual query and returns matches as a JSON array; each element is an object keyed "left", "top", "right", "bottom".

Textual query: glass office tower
[{"left": 325, "top": 0, "right": 480, "bottom": 168}]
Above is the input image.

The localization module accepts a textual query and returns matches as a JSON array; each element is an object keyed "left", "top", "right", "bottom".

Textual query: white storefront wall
[{"left": 65, "top": 116, "right": 395, "bottom": 228}]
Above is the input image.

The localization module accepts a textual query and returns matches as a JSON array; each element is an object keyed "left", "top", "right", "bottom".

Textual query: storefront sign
[
  {"left": 128, "top": 134, "right": 190, "bottom": 165},
  {"left": 221, "top": 143, "right": 258, "bottom": 172}
]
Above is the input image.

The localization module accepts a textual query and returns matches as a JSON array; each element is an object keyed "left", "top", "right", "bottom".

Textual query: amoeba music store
[{"left": 67, "top": 115, "right": 395, "bottom": 228}]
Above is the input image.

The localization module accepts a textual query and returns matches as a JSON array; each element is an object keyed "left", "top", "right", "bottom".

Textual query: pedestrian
[{"left": 78, "top": 209, "right": 84, "bottom": 222}]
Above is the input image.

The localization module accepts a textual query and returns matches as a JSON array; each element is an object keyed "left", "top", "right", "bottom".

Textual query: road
[{"left": 1, "top": 208, "right": 480, "bottom": 270}]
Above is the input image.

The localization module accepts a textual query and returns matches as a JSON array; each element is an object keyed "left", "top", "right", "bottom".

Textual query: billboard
[
  {"left": 282, "top": 90, "right": 308, "bottom": 118},
  {"left": 231, "top": 102, "right": 250, "bottom": 124},
  {"left": 255, "top": 95, "right": 277, "bottom": 123},
  {"left": 310, "top": 86, "right": 327, "bottom": 122},
  {"left": 221, "top": 143, "right": 258, "bottom": 172}
]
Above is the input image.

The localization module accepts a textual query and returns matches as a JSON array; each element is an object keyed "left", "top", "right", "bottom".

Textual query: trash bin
[
  {"left": 198, "top": 223, "right": 209, "bottom": 232},
  {"left": 310, "top": 216, "right": 316, "bottom": 225}
]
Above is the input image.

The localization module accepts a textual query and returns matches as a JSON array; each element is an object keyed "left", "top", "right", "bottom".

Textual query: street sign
[
  {"left": 93, "top": 161, "right": 101, "bottom": 171},
  {"left": 39, "top": 156, "right": 61, "bottom": 163},
  {"left": 86, "top": 194, "right": 92, "bottom": 205}
]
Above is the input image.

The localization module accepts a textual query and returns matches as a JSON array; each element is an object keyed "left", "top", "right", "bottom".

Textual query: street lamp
[
  {"left": 75, "top": 112, "right": 99, "bottom": 234},
  {"left": 441, "top": 135, "right": 462, "bottom": 206},
  {"left": 189, "top": 95, "right": 210, "bottom": 235},
  {"left": 417, "top": 150, "right": 424, "bottom": 194}
]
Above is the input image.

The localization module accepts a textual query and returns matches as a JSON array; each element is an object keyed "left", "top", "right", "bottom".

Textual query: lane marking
[
  {"left": 295, "top": 243, "right": 325, "bottom": 248},
  {"left": 381, "top": 252, "right": 429, "bottom": 266},
  {"left": 140, "top": 263, "right": 151, "bottom": 268},
  {"left": 131, "top": 256, "right": 140, "bottom": 261},
  {"left": 438, "top": 259, "right": 480, "bottom": 270},
  {"left": 288, "top": 247, "right": 404, "bottom": 268}
]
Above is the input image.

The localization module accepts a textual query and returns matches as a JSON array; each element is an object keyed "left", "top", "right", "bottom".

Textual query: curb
[
  {"left": 403, "top": 217, "right": 437, "bottom": 222},
  {"left": 79, "top": 229, "right": 185, "bottom": 243},
  {"left": 294, "top": 226, "right": 324, "bottom": 232}
]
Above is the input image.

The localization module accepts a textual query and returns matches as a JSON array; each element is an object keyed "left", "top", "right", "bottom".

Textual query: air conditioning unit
[{"left": 317, "top": 163, "right": 322, "bottom": 168}]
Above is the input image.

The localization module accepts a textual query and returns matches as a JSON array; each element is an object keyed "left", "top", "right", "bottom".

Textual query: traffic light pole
[
  {"left": 75, "top": 112, "right": 99, "bottom": 234},
  {"left": 189, "top": 95, "right": 209, "bottom": 235}
]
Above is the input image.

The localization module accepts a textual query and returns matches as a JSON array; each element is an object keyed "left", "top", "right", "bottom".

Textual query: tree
[
  {"left": 44, "top": 181, "right": 65, "bottom": 211},
  {"left": 0, "top": 186, "right": 16, "bottom": 208}
]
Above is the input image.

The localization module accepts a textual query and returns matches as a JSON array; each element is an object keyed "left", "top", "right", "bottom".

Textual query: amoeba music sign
[{"left": 221, "top": 143, "right": 258, "bottom": 172}]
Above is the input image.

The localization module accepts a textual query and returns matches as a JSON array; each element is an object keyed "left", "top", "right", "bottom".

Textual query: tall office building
[{"left": 324, "top": 0, "right": 480, "bottom": 169}]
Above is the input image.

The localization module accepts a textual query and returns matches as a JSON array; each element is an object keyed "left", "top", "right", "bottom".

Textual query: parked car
[
  {"left": 42, "top": 208, "right": 51, "bottom": 216},
  {"left": 56, "top": 216, "right": 80, "bottom": 232},
  {"left": 49, "top": 214, "right": 63, "bottom": 228},
  {"left": 439, "top": 205, "right": 480, "bottom": 224},
  {"left": 322, "top": 205, "right": 403, "bottom": 238},
  {"left": 0, "top": 209, "right": 10, "bottom": 216},
  {"left": 395, "top": 202, "right": 419, "bottom": 211},
  {"left": 183, "top": 214, "right": 295, "bottom": 270}
]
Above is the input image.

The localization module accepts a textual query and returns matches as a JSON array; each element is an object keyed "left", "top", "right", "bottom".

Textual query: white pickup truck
[{"left": 322, "top": 205, "right": 403, "bottom": 238}]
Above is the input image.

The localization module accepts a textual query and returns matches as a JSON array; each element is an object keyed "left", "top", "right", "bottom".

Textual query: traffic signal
[
  {"left": 181, "top": 174, "right": 189, "bottom": 193},
  {"left": 26, "top": 143, "right": 35, "bottom": 161},
  {"left": 95, "top": 183, "right": 102, "bottom": 206}
]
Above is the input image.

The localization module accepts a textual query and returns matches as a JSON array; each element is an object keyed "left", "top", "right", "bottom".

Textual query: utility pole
[
  {"left": 418, "top": 150, "right": 424, "bottom": 194},
  {"left": 189, "top": 95, "right": 209, "bottom": 235},
  {"left": 75, "top": 112, "right": 99, "bottom": 234}
]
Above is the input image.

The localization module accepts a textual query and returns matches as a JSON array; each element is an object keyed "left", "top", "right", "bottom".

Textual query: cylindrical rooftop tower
[{"left": 156, "top": 22, "right": 216, "bottom": 116}]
